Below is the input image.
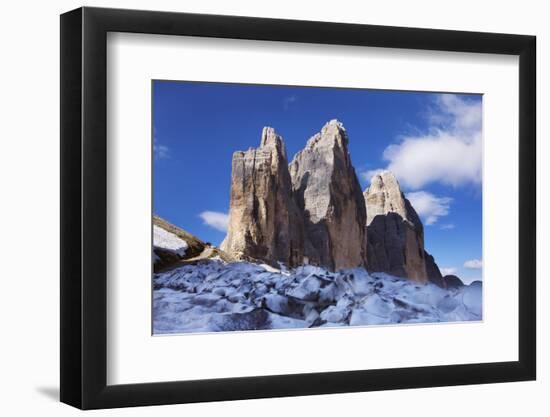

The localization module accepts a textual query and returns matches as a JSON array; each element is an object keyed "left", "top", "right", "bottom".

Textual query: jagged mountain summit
[
  {"left": 220, "top": 127, "right": 306, "bottom": 266},
  {"left": 289, "top": 119, "right": 367, "bottom": 270},
  {"left": 222, "top": 120, "right": 367, "bottom": 271},
  {"left": 221, "top": 120, "right": 447, "bottom": 284},
  {"left": 364, "top": 171, "right": 433, "bottom": 283}
]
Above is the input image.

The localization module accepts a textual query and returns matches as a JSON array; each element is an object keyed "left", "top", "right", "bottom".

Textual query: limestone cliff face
[
  {"left": 289, "top": 120, "right": 367, "bottom": 271},
  {"left": 221, "top": 122, "right": 446, "bottom": 283},
  {"left": 364, "top": 171, "right": 428, "bottom": 283},
  {"left": 220, "top": 127, "right": 305, "bottom": 266}
]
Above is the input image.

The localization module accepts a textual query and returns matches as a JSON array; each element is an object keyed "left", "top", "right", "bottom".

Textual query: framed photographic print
[{"left": 60, "top": 6, "right": 536, "bottom": 409}]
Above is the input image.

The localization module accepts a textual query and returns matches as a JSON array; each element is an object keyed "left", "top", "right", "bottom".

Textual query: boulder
[
  {"left": 287, "top": 275, "right": 322, "bottom": 301},
  {"left": 289, "top": 120, "right": 367, "bottom": 271}
]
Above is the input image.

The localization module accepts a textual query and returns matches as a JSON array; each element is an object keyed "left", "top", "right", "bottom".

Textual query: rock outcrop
[
  {"left": 221, "top": 121, "right": 447, "bottom": 282},
  {"left": 153, "top": 215, "right": 232, "bottom": 273},
  {"left": 221, "top": 127, "right": 305, "bottom": 267},
  {"left": 424, "top": 250, "right": 446, "bottom": 288},
  {"left": 364, "top": 171, "right": 429, "bottom": 283},
  {"left": 289, "top": 120, "right": 367, "bottom": 271},
  {"left": 442, "top": 274, "right": 465, "bottom": 289}
]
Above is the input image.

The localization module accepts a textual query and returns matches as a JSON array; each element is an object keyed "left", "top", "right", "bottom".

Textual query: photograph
[
  {"left": 52, "top": 3, "right": 539, "bottom": 411},
  {"left": 151, "top": 81, "right": 483, "bottom": 335}
]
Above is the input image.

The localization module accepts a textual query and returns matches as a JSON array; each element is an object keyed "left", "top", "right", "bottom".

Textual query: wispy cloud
[
  {"left": 440, "top": 267, "right": 457, "bottom": 276},
  {"left": 368, "top": 94, "right": 482, "bottom": 189},
  {"left": 464, "top": 259, "right": 482, "bottom": 269},
  {"left": 440, "top": 223, "right": 455, "bottom": 230},
  {"left": 406, "top": 191, "right": 452, "bottom": 225},
  {"left": 199, "top": 211, "right": 229, "bottom": 232},
  {"left": 153, "top": 136, "right": 170, "bottom": 159},
  {"left": 283, "top": 95, "right": 298, "bottom": 110}
]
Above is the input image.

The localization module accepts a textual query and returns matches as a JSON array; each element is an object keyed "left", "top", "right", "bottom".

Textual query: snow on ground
[
  {"left": 153, "top": 260, "right": 482, "bottom": 334},
  {"left": 153, "top": 225, "right": 188, "bottom": 257}
]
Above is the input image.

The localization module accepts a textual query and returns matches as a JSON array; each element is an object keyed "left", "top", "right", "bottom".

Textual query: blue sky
[{"left": 153, "top": 81, "right": 483, "bottom": 283}]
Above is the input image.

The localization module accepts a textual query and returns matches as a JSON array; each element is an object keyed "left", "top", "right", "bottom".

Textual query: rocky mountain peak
[
  {"left": 289, "top": 120, "right": 367, "bottom": 271},
  {"left": 221, "top": 121, "right": 446, "bottom": 283},
  {"left": 365, "top": 170, "right": 422, "bottom": 232},
  {"left": 302, "top": 119, "right": 348, "bottom": 153},
  {"left": 221, "top": 127, "right": 305, "bottom": 267},
  {"left": 222, "top": 120, "right": 367, "bottom": 271},
  {"left": 260, "top": 126, "right": 287, "bottom": 159},
  {"left": 364, "top": 170, "right": 445, "bottom": 286},
  {"left": 364, "top": 170, "right": 428, "bottom": 283}
]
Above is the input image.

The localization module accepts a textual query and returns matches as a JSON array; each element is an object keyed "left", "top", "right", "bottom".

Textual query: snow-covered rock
[
  {"left": 262, "top": 293, "right": 290, "bottom": 314},
  {"left": 287, "top": 275, "right": 322, "bottom": 301},
  {"left": 153, "top": 260, "right": 482, "bottom": 334},
  {"left": 153, "top": 225, "right": 188, "bottom": 256},
  {"left": 320, "top": 299, "right": 351, "bottom": 323}
]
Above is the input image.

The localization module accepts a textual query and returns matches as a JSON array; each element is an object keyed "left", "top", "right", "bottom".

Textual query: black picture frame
[{"left": 60, "top": 6, "right": 536, "bottom": 410}]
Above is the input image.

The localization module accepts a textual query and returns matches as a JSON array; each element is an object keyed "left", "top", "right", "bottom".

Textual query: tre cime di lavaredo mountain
[{"left": 153, "top": 114, "right": 482, "bottom": 334}]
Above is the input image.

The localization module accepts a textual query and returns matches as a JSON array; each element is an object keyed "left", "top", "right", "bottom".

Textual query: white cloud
[
  {"left": 199, "top": 211, "right": 229, "bottom": 232},
  {"left": 373, "top": 94, "right": 482, "bottom": 189},
  {"left": 153, "top": 137, "right": 170, "bottom": 159},
  {"left": 440, "top": 267, "right": 457, "bottom": 276},
  {"left": 464, "top": 259, "right": 482, "bottom": 269},
  {"left": 406, "top": 191, "right": 452, "bottom": 225},
  {"left": 440, "top": 223, "right": 455, "bottom": 230}
]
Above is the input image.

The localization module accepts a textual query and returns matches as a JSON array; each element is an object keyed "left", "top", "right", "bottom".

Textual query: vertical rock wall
[
  {"left": 220, "top": 127, "right": 305, "bottom": 266},
  {"left": 289, "top": 120, "right": 367, "bottom": 270},
  {"left": 221, "top": 121, "right": 445, "bottom": 282},
  {"left": 363, "top": 171, "right": 428, "bottom": 283}
]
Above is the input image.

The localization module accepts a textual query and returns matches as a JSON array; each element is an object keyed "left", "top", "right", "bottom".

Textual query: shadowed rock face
[
  {"left": 220, "top": 127, "right": 305, "bottom": 267},
  {"left": 364, "top": 171, "right": 429, "bottom": 283},
  {"left": 424, "top": 250, "right": 445, "bottom": 288},
  {"left": 443, "top": 274, "right": 465, "bottom": 289},
  {"left": 289, "top": 120, "right": 367, "bottom": 271}
]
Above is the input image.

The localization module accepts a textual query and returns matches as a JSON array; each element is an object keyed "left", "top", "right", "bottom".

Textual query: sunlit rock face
[
  {"left": 289, "top": 120, "right": 367, "bottom": 271},
  {"left": 222, "top": 122, "right": 445, "bottom": 282},
  {"left": 221, "top": 127, "right": 305, "bottom": 267}
]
